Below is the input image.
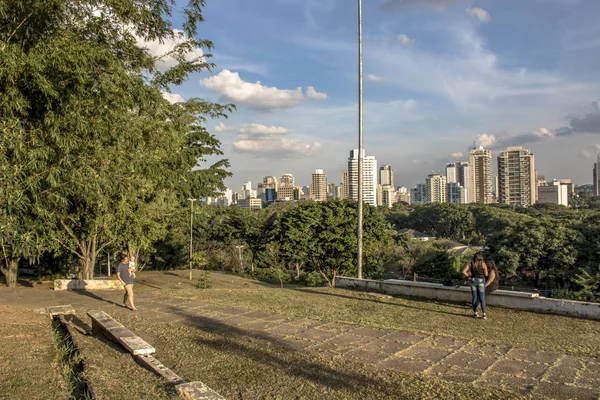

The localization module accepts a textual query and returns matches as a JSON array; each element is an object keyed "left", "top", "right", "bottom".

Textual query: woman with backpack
[{"left": 462, "top": 252, "right": 488, "bottom": 319}]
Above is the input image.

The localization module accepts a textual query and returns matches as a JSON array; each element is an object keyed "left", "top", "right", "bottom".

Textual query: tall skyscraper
[
  {"left": 426, "top": 173, "right": 447, "bottom": 203},
  {"left": 497, "top": 146, "right": 537, "bottom": 207},
  {"left": 381, "top": 185, "right": 396, "bottom": 208},
  {"left": 310, "top": 169, "right": 328, "bottom": 201},
  {"left": 379, "top": 165, "right": 394, "bottom": 187},
  {"left": 327, "top": 182, "right": 337, "bottom": 200},
  {"left": 396, "top": 187, "right": 410, "bottom": 204},
  {"left": 594, "top": 154, "right": 600, "bottom": 196},
  {"left": 469, "top": 146, "right": 493, "bottom": 204},
  {"left": 240, "top": 181, "right": 252, "bottom": 200},
  {"left": 446, "top": 183, "right": 466, "bottom": 204},
  {"left": 410, "top": 184, "right": 427, "bottom": 205},
  {"left": 446, "top": 163, "right": 458, "bottom": 184},
  {"left": 348, "top": 149, "right": 378, "bottom": 207},
  {"left": 280, "top": 174, "right": 294, "bottom": 187},
  {"left": 340, "top": 170, "right": 349, "bottom": 200}
]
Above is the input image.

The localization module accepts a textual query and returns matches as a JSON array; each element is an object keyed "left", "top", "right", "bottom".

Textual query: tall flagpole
[{"left": 357, "top": 0, "right": 364, "bottom": 279}]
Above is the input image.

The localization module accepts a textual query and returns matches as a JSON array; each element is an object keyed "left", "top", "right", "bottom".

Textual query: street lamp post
[
  {"left": 188, "top": 198, "right": 197, "bottom": 280},
  {"left": 357, "top": 0, "right": 364, "bottom": 280}
]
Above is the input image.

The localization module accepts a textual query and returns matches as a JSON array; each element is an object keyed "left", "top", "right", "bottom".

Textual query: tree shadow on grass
[
  {"left": 165, "top": 306, "right": 386, "bottom": 392},
  {"left": 289, "top": 287, "right": 474, "bottom": 319}
]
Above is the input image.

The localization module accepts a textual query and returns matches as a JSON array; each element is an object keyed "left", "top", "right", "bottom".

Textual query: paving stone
[
  {"left": 361, "top": 340, "right": 412, "bottom": 354},
  {"left": 419, "top": 335, "right": 467, "bottom": 350},
  {"left": 318, "top": 322, "right": 357, "bottom": 333},
  {"left": 261, "top": 314, "right": 291, "bottom": 322},
  {"left": 310, "top": 333, "right": 365, "bottom": 354},
  {"left": 346, "top": 326, "right": 389, "bottom": 339},
  {"left": 285, "top": 319, "right": 324, "bottom": 329},
  {"left": 543, "top": 363, "right": 579, "bottom": 385},
  {"left": 344, "top": 349, "right": 387, "bottom": 364},
  {"left": 441, "top": 351, "right": 496, "bottom": 370},
  {"left": 506, "top": 348, "right": 561, "bottom": 364},
  {"left": 282, "top": 337, "right": 317, "bottom": 350},
  {"left": 222, "top": 316, "right": 256, "bottom": 328},
  {"left": 398, "top": 346, "right": 453, "bottom": 362},
  {"left": 534, "top": 382, "right": 600, "bottom": 400},
  {"left": 240, "top": 320, "right": 282, "bottom": 331},
  {"left": 293, "top": 328, "right": 337, "bottom": 342},
  {"left": 576, "top": 361, "right": 600, "bottom": 389},
  {"left": 382, "top": 331, "right": 426, "bottom": 344},
  {"left": 490, "top": 359, "right": 549, "bottom": 379},
  {"left": 265, "top": 324, "right": 306, "bottom": 337},
  {"left": 216, "top": 307, "right": 249, "bottom": 316},
  {"left": 462, "top": 342, "right": 511, "bottom": 357},
  {"left": 379, "top": 357, "right": 432, "bottom": 373}
]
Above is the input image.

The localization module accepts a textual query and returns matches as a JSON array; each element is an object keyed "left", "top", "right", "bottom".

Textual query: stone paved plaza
[{"left": 2, "top": 280, "right": 599, "bottom": 399}]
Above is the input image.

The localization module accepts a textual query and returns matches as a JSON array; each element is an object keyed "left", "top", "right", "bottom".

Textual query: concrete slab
[
  {"left": 46, "top": 305, "right": 76, "bottom": 318},
  {"left": 176, "top": 381, "right": 225, "bottom": 400}
]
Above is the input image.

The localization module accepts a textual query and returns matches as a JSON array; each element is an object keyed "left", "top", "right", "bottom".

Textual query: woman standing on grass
[{"left": 462, "top": 252, "right": 488, "bottom": 319}]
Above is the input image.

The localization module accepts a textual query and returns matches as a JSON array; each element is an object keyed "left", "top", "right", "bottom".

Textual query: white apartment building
[
  {"left": 538, "top": 181, "right": 569, "bottom": 206},
  {"left": 426, "top": 173, "right": 446, "bottom": 203},
  {"left": 469, "top": 147, "right": 493, "bottom": 204},
  {"left": 348, "top": 149, "right": 378, "bottom": 207},
  {"left": 497, "top": 146, "right": 537, "bottom": 207}
]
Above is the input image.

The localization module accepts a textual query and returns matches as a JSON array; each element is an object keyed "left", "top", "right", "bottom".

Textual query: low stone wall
[
  {"left": 54, "top": 279, "right": 123, "bottom": 291},
  {"left": 335, "top": 277, "right": 600, "bottom": 321}
]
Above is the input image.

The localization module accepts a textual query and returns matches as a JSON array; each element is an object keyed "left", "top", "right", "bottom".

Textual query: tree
[
  {"left": 277, "top": 201, "right": 391, "bottom": 287},
  {"left": 0, "top": 0, "right": 233, "bottom": 279}
]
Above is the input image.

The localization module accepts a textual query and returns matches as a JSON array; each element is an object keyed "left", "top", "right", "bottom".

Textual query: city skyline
[{"left": 156, "top": 1, "right": 600, "bottom": 189}]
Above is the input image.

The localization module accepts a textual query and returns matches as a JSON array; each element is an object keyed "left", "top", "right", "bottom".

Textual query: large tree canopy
[{"left": 0, "top": 0, "right": 233, "bottom": 284}]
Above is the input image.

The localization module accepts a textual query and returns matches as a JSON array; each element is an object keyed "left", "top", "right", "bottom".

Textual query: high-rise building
[
  {"left": 240, "top": 181, "right": 252, "bottom": 200},
  {"left": 410, "top": 184, "right": 427, "bottom": 205},
  {"left": 277, "top": 186, "right": 300, "bottom": 200},
  {"left": 237, "top": 197, "right": 262, "bottom": 210},
  {"left": 348, "top": 149, "right": 378, "bottom": 206},
  {"left": 336, "top": 186, "right": 343, "bottom": 199},
  {"left": 447, "top": 183, "right": 467, "bottom": 204},
  {"left": 379, "top": 165, "right": 394, "bottom": 187},
  {"left": 396, "top": 187, "right": 410, "bottom": 204},
  {"left": 426, "top": 173, "right": 447, "bottom": 203},
  {"left": 310, "top": 169, "right": 328, "bottom": 201},
  {"left": 340, "top": 171, "right": 349, "bottom": 200},
  {"left": 556, "top": 179, "right": 575, "bottom": 197},
  {"left": 327, "top": 182, "right": 337, "bottom": 200},
  {"left": 381, "top": 185, "right": 396, "bottom": 208},
  {"left": 538, "top": 181, "right": 569, "bottom": 206},
  {"left": 377, "top": 184, "right": 383, "bottom": 207},
  {"left": 497, "top": 146, "right": 536, "bottom": 207},
  {"left": 469, "top": 146, "right": 493, "bottom": 204},
  {"left": 594, "top": 154, "right": 600, "bottom": 196},
  {"left": 280, "top": 173, "right": 294, "bottom": 187},
  {"left": 446, "top": 163, "right": 458, "bottom": 184}
]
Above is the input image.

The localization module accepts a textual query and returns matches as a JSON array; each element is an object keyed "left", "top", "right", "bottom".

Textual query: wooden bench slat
[
  {"left": 176, "top": 381, "right": 226, "bottom": 400},
  {"left": 46, "top": 305, "right": 76, "bottom": 318},
  {"left": 87, "top": 310, "right": 155, "bottom": 355},
  {"left": 136, "top": 355, "right": 185, "bottom": 385}
]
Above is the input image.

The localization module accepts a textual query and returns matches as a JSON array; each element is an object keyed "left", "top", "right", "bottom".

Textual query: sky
[{"left": 155, "top": 0, "right": 600, "bottom": 190}]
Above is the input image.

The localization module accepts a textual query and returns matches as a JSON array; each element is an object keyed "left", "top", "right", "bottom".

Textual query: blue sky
[{"left": 156, "top": 0, "right": 600, "bottom": 190}]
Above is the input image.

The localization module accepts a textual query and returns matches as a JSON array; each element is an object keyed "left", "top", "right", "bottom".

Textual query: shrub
[{"left": 195, "top": 271, "right": 211, "bottom": 289}]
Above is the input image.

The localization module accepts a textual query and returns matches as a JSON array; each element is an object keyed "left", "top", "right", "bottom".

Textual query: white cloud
[
  {"left": 233, "top": 138, "right": 322, "bottom": 158},
  {"left": 465, "top": 7, "right": 491, "bottom": 23},
  {"left": 473, "top": 133, "right": 496, "bottom": 148},
  {"left": 593, "top": 99, "right": 600, "bottom": 112},
  {"left": 306, "top": 86, "right": 328, "bottom": 100},
  {"left": 397, "top": 34, "right": 415, "bottom": 46},
  {"left": 450, "top": 152, "right": 464, "bottom": 159},
  {"left": 161, "top": 91, "right": 184, "bottom": 104},
  {"left": 580, "top": 150, "right": 592, "bottom": 158},
  {"left": 201, "top": 70, "right": 326, "bottom": 110},
  {"left": 367, "top": 74, "right": 385, "bottom": 81},
  {"left": 215, "top": 122, "right": 289, "bottom": 135},
  {"left": 137, "top": 29, "right": 201, "bottom": 70}
]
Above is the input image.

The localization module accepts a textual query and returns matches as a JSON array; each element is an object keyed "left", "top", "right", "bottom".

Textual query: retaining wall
[
  {"left": 335, "top": 277, "right": 600, "bottom": 321},
  {"left": 54, "top": 279, "right": 123, "bottom": 291}
]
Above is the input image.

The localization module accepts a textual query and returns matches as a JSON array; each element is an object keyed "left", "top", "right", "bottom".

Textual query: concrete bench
[
  {"left": 87, "top": 310, "right": 155, "bottom": 355},
  {"left": 88, "top": 310, "right": 226, "bottom": 399},
  {"left": 54, "top": 279, "right": 123, "bottom": 291}
]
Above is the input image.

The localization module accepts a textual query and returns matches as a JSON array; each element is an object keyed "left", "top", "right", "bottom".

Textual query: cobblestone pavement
[{"left": 132, "top": 300, "right": 600, "bottom": 400}]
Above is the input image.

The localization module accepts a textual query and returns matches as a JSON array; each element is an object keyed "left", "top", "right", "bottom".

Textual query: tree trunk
[
  {"left": 331, "top": 268, "right": 337, "bottom": 287},
  {"left": 77, "top": 238, "right": 97, "bottom": 280},
  {"left": 295, "top": 263, "right": 301, "bottom": 280},
  {"left": 1, "top": 258, "right": 19, "bottom": 288}
]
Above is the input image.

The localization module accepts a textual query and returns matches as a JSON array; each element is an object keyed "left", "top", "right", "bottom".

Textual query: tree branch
[{"left": 1, "top": 12, "right": 33, "bottom": 51}]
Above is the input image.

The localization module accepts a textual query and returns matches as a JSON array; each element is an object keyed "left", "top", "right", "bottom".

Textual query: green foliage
[
  {"left": 573, "top": 268, "right": 600, "bottom": 298},
  {"left": 191, "top": 251, "right": 208, "bottom": 270},
  {"left": 195, "top": 271, "right": 211, "bottom": 289},
  {"left": 0, "top": 1, "right": 233, "bottom": 280}
]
